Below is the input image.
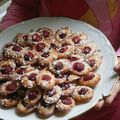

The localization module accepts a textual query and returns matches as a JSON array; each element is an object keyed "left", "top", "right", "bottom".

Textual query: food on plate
[
  {"left": 0, "top": 27, "right": 102, "bottom": 118},
  {"left": 72, "top": 86, "right": 93, "bottom": 102}
]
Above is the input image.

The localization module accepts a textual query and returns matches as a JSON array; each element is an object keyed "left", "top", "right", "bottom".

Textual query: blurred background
[{"left": 0, "top": 0, "right": 11, "bottom": 22}]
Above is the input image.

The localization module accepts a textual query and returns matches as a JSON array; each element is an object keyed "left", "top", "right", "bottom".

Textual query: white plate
[{"left": 0, "top": 17, "right": 118, "bottom": 120}]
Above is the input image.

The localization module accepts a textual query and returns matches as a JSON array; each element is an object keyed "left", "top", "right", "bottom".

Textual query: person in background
[{"left": 0, "top": 0, "right": 120, "bottom": 120}]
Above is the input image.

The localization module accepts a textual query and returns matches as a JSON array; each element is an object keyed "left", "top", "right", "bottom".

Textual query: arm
[{"left": 0, "top": 0, "right": 40, "bottom": 29}]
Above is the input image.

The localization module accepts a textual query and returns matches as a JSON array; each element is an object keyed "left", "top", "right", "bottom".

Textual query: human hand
[{"left": 95, "top": 57, "right": 120, "bottom": 110}]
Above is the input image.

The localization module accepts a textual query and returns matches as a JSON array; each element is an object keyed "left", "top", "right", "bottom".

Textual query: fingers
[
  {"left": 105, "top": 80, "right": 120, "bottom": 105},
  {"left": 114, "top": 64, "right": 120, "bottom": 74},
  {"left": 94, "top": 80, "right": 120, "bottom": 110},
  {"left": 94, "top": 99, "right": 105, "bottom": 110},
  {"left": 114, "top": 57, "right": 120, "bottom": 74}
]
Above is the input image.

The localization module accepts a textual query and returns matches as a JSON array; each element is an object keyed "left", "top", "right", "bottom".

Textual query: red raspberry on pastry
[
  {"left": 36, "top": 70, "right": 55, "bottom": 90},
  {"left": 79, "top": 72, "right": 101, "bottom": 87},
  {"left": 49, "top": 59, "right": 71, "bottom": 74},
  {"left": 16, "top": 50, "right": 38, "bottom": 65},
  {"left": 56, "top": 96, "right": 75, "bottom": 113},
  {"left": 43, "top": 85, "right": 62, "bottom": 104},
  {"left": 0, "top": 81, "right": 20, "bottom": 95},
  {"left": 14, "top": 33, "right": 30, "bottom": 47},
  {"left": 28, "top": 32, "right": 43, "bottom": 45},
  {"left": 70, "top": 33, "right": 87, "bottom": 45},
  {"left": 0, "top": 59, "right": 16, "bottom": 80},
  {"left": 55, "top": 27, "right": 72, "bottom": 42},
  {"left": 23, "top": 87, "right": 42, "bottom": 107},
  {"left": 57, "top": 42, "right": 75, "bottom": 58},
  {"left": 86, "top": 52, "right": 103, "bottom": 71},
  {"left": 21, "top": 69, "right": 39, "bottom": 88},
  {"left": 75, "top": 42, "right": 97, "bottom": 58},
  {"left": 72, "top": 86, "right": 93, "bottom": 102},
  {"left": 3, "top": 42, "right": 23, "bottom": 59},
  {"left": 60, "top": 83, "right": 76, "bottom": 96},
  {"left": 71, "top": 61, "right": 90, "bottom": 75},
  {"left": 33, "top": 41, "right": 50, "bottom": 54},
  {"left": 36, "top": 27, "right": 54, "bottom": 39},
  {"left": 10, "top": 65, "right": 34, "bottom": 81},
  {"left": 37, "top": 48, "right": 58, "bottom": 64}
]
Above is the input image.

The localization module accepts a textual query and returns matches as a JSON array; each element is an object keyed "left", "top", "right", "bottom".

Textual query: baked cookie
[
  {"left": 43, "top": 85, "right": 62, "bottom": 104},
  {"left": 60, "top": 83, "right": 76, "bottom": 96},
  {"left": 0, "top": 93, "right": 19, "bottom": 108},
  {"left": 55, "top": 27, "right": 72, "bottom": 42},
  {"left": 10, "top": 65, "right": 34, "bottom": 81},
  {"left": 33, "top": 41, "right": 50, "bottom": 53},
  {"left": 14, "top": 33, "right": 30, "bottom": 47},
  {"left": 3, "top": 42, "right": 23, "bottom": 59},
  {"left": 79, "top": 72, "right": 101, "bottom": 87},
  {"left": 16, "top": 49, "right": 38, "bottom": 65},
  {"left": 27, "top": 32, "right": 43, "bottom": 45},
  {"left": 67, "top": 54, "right": 85, "bottom": 63},
  {"left": 32, "top": 62, "right": 46, "bottom": 71},
  {"left": 56, "top": 96, "right": 75, "bottom": 113},
  {"left": 70, "top": 61, "right": 90, "bottom": 75},
  {"left": 0, "top": 81, "right": 20, "bottom": 96},
  {"left": 36, "top": 70, "right": 55, "bottom": 90},
  {"left": 17, "top": 100, "right": 36, "bottom": 114},
  {"left": 36, "top": 27, "right": 54, "bottom": 39},
  {"left": 21, "top": 69, "right": 39, "bottom": 88},
  {"left": 54, "top": 73, "right": 68, "bottom": 85},
  {"left": 69, "top": 33, "right": 87, "bottom": 45},
  {"left": 86, "top": 52, "right": 103, "bottom": 71},
  {"left": 0, "top": 59, "right": 16, "bottom": 80},
  {"left": 23, "top": 87, "right": 42, "bottom": 107},
  {"left": 57, "top": 42, "right": 75, "bottom": 58},
  {"left": 37, "top": 100, "right": 55, "bottom": 118},
  {"left": 66, "top": 73, "right": 81, "bottom": 83},
  {"left": 37, "top": 48, "right": 58, "bottom": 64},
  {"left": 49, "top": 59, "right": 71, "bottom": 74},
  {"left": 75, "top": 42, "right": 97, "bottom": 58},
  {"left": 72, "top": 86, "right": 93, "bottom": 102}
]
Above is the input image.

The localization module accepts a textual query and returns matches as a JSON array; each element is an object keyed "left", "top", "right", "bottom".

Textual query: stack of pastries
[{"left": 0, "top": 27, "right": 102, "bottom": 118}]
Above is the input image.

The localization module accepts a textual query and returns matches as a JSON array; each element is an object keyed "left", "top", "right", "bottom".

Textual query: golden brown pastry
[
  {"left": 0, "top": 59, "right": 16, "bottom": 80},
  {"left": 43, "top": 85, "right": 62, "bottom": 104},
  {"left": 79, "top": 72, "right": 101, "bottom": 87},
  {"left": 55, "top": 27, "right": 72, "bottom": 42},
  {"left": 21, "top": 69, "right": 39, "bottom": 88},
  {"left": 37, "top": 100, "right": 55, "bottom": 118},
  {"left": 36, "top": 70, "right": 55, "bottom": 90},
  {"left": 56, "top": 96, "right": 75, "bottom": 113},
  {"left": 72, "top": 86, "right": 93, "bottom": 102}
]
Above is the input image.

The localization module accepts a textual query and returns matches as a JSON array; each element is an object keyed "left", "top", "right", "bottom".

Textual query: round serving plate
[{"left": 0, "top": 17, "right": 118, "bottom": 120}]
